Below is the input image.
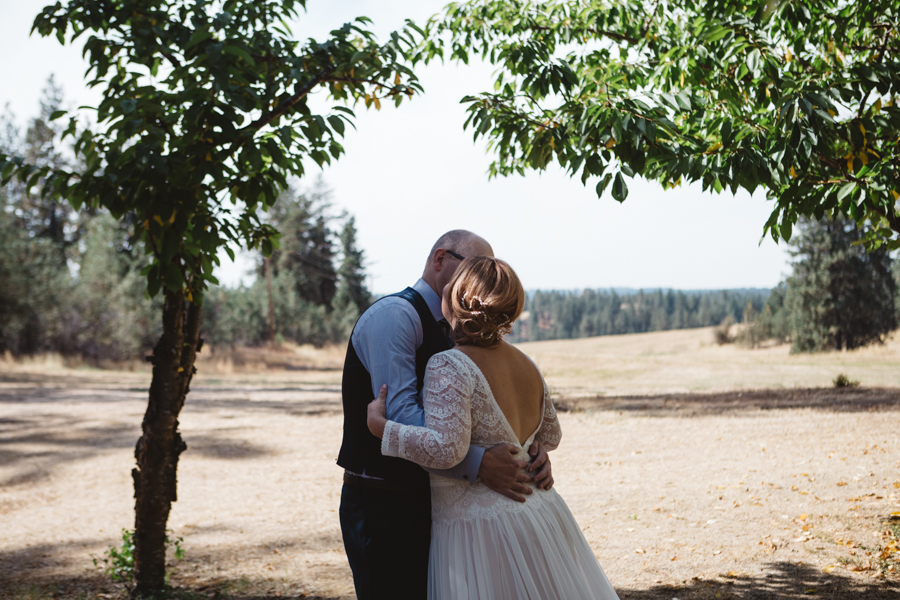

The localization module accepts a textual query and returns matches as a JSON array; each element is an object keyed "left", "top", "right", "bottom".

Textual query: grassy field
[{"left": 519, "top": 327, "right": 900, "bottom": 397}]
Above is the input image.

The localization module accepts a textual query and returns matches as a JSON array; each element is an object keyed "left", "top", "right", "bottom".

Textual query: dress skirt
[{"left": 427, "top": 485, "right": 620, "bottom": 600}]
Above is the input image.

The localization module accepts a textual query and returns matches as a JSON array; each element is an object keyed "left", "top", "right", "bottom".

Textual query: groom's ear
[{"left": 433, "top": 249, "right": 446, "bottom": 271}]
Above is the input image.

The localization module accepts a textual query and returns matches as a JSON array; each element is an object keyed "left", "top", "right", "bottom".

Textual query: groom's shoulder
[{"left": 355, "top": 294, "right": 420, "bottom": 331}]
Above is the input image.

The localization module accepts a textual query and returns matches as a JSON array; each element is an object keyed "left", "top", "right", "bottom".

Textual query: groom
[{"left": 337, "top": 230, "right": 553, "bottom": 599}]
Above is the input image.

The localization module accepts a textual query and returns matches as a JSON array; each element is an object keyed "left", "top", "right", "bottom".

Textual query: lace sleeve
[
  {"left": 381, "top": 352, "right": 474, "bottom": 469},
  {"left": 535, "top": 377, "right": 562, "bottom": 451}
]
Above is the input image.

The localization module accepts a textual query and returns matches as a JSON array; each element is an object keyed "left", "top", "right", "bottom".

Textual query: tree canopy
[{"left": 423, "top": 0, "right": 900, "bottom": 249}]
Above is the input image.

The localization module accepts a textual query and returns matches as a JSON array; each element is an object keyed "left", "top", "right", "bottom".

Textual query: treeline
[
  {"left": 0, "top": 80, "right": 369, "bottom": 361},
  {"left": 507, "top": 288, "right": 769, "bottom": 343}
]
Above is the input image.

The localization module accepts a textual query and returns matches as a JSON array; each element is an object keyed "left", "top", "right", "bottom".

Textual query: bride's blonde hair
[{"left": 447, "top": 256, "right": 524, "bottom": 348}]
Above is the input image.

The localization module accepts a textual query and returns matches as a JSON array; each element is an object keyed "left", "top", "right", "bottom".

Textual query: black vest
[{"left": 337, "top": 287, "right": 452, "bottom": 486}]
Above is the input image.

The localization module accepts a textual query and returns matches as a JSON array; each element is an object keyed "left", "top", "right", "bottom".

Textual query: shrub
[
  {"left": 93, "top": 529, "right": 184, "bottom": 586},
  {"left": 713, "top": 316, "right": 734, "bottom": 345},
  {"left": 833, "top": 374, "right": 860, "bottom": 388}
]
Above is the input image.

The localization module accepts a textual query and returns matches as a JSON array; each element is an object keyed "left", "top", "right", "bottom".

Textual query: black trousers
[{"left": 339, "top": 483, "right": 432, "bottom": 600}]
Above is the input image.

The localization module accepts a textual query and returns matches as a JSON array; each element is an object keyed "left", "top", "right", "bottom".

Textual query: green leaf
[
  {"left": 595, "top": 173, "right": 613, "bottom": 197},
  {"left": 837, "top": 182, "right": 856, "bottom": 203},
  {"left": 186, "top": 29, "right": 214, "bottom": 49},
  {"left": 222, "top": 44, "right": 255, "bottom": 65},
  {"left": 781, "top": 218, "right": 792, "bottom": 242},
  {"left": 611, "top": 172, "right": 628, "bottom": 202},
  {"left": 49, "top": 110, "right": 67, "bottom": 121}
]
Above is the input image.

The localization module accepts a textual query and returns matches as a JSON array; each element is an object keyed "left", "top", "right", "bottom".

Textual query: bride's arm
[
  {"left": 534, "top": 377, "right": 562, "bottom": 451},
  {"left": 370, "top": 353, "right": 473, "bottom": 470}
]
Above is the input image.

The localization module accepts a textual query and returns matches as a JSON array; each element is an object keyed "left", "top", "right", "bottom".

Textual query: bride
[{"left": 366, "top": 256, "right": 620, "bottom": 600}]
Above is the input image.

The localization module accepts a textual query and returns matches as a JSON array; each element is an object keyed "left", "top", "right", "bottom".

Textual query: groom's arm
[{"left": 353, "top": 299, "right": 484, "bottom": 482}]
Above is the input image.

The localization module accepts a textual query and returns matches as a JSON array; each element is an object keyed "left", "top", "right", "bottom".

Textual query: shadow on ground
[
  {"left": 0, "top": 413, "right": 274, "bottom": 487},
  {"left": 557, "top": 386, "right": 900, "bottom": 416},
  {"left": 3, "top": 560, "right": 898, "bottom": 599}
]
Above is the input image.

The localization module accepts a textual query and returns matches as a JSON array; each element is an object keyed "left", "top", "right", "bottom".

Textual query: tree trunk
[
  {"left": 265, "top": 256, "right": 276, "bottom": 343},
  {"left": 132, "top": 289, "right": 201, "bottom": 596}
]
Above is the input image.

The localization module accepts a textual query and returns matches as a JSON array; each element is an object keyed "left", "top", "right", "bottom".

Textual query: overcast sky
[{"left": 2, "top": 0, "right": 791, "bottom": 293}]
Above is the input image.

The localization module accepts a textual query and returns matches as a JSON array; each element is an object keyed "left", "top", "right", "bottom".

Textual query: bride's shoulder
[{"left": 428, "top": 348, "right": 469, "bottom": 368}]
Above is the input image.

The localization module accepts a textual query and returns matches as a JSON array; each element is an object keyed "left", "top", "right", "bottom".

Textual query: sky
[{"left": 1, "top": 0, "right": 791, "bottom": 294}]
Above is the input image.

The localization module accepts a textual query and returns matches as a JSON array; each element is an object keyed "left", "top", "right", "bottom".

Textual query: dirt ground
[{"left": 2, "top": 332, "right": 900, "bottom": 599}]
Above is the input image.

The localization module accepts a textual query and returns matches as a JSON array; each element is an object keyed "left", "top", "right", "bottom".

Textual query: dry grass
[{"left": 518, "top": 327, "right": 900, "bottom": 397}]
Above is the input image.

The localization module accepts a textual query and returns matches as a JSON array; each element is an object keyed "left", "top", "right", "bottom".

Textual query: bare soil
[{"left": 1, "top": 333, "right": 899, "bottom": 599}]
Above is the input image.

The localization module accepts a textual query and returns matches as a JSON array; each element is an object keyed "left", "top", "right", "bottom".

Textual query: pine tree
[
  {"left": 786, "top": 217, "right": 897, "bottom": 352},
  {"left": 0, "top": 78, "right": 76, "bottom": 354},
  {"left": 265, "top": 179, "right": 338, "bottom": 308},
  {"left": 2, "top": 77, "right": 78, "bottom": 267},
  {"left": 333, "top": 215, "right": 371, "bottom": 319}
]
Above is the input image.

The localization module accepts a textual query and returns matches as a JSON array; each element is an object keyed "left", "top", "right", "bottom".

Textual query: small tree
[
  {"left": 1, "top": 1, "right": 423, "bottom": 594},
  {"left": 786, "top": 217, "right": 897, "bottom": 352}
]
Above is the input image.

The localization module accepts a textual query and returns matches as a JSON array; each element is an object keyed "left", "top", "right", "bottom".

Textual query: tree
[
  {"left": 333, "top": 215, "right": 371, "bottom": 331},
  {"left": 785, "top": 217, "right": 897, "bottom": 352},
  {"left": 0, "top": 81, "right": 77, "bottom": 354},
  {"left": 0, "top": 188, "right": 71, "bottom": 354},
  {"left": 1, "top": 1, "right": 423, "bottom": 594},
  {"left": 265, "top": 181, "right": 338, "bottom": 308},
  {"left": 423, "top": 0, "right": 900, "bottom": 250},
  {"left": 2, "top": 77, "right": 80, "bottom": 268}
]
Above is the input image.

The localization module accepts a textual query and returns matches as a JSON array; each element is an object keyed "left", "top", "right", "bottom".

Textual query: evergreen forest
[{"left": 507, "top": 288, "right": 769, "bottom": 342}]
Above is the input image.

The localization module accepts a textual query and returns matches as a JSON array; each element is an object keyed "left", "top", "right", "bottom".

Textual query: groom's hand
[
  {"left": 479, "top": 443, "right": 532, "bottom": 503},
  {"left": 528, "top": 442, "right": 554, "bottom": 491}
]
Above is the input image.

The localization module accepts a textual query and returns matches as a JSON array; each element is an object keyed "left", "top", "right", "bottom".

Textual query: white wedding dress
[{"left": 381, "top": 349, "right": 620, "bottom": 600}]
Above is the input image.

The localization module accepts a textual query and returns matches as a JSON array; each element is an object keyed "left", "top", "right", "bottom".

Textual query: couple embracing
[{"left": 337, "top": 230, "right": 619, "bottom": 599}]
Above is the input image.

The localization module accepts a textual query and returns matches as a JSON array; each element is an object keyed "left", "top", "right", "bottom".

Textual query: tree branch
[
  {"left": 230, "top": 64, "right": 335, "bottom": 153},
  {"left": 529, "top": 24, "right": 639, "bottom": 45}
]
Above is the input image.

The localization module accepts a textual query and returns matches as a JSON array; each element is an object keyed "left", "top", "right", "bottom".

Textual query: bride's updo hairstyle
[{"left": 447, "top": 256, "right": 524, "bottom": 348}]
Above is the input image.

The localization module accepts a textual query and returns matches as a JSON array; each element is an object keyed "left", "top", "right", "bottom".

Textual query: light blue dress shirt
[{"left": 351, "top": 278, "right": 485, "bottom": 482}]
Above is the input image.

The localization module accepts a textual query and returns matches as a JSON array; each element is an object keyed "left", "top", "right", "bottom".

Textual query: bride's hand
[{"left": 367, "top": 384, "right": 388, "bottom": 439}]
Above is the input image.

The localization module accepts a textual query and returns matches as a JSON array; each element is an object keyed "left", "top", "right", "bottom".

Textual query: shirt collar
[{"left": 413, "top": 278, "right": 445, "bottom": 322}]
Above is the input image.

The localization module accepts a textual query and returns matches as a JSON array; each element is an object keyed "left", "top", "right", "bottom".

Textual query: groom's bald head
[
  {"left": 421, "top": 230, "right": 494, "bottom": 295},
  {"left": 426, "top": 230, "right": 493, "bottom": 265}
]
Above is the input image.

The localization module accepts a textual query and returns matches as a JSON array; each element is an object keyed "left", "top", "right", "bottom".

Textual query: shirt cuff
[{"left": 458, "top": 444, "right": 485, "bottom": 482}]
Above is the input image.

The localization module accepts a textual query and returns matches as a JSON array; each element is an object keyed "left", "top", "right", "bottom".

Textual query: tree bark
[{"left": 132, "top": 289, "right": 201, "bottom": 596}]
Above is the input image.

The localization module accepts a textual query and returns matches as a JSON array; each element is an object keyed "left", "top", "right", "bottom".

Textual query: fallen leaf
[
  {"left": 635, "top": 547, "right": 646, "bottom": 554},
  {"left": 822, "top": 565, "right": 837, "bottom": 573},
  {"left": 837, "top": 482, "right": 848, "bottom": 487}
]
